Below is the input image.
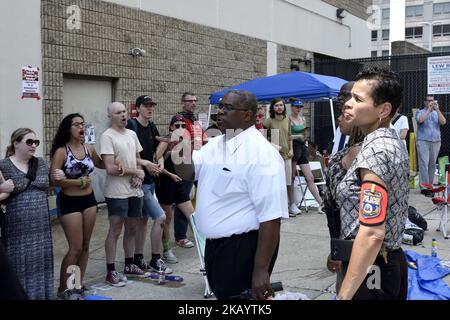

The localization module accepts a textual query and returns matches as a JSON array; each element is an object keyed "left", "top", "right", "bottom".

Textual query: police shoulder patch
[{"left": 359, "top": 181, "right": 387, "bottom": 226}]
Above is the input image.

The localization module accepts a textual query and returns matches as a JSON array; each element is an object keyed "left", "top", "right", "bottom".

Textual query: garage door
[{"left": 63, "top": 78, "right": 113, "bottom": 203}]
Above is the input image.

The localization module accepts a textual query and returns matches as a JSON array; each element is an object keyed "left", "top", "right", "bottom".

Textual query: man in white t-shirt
[
  {"left": 100, "top": 102, "right": 149, "bottom": 287},
  {"left": 391, "top": 111, "right": 409, "bottom": 150},
  {"left": 173, "top": 90, "right": 288, "bottom": 300}
]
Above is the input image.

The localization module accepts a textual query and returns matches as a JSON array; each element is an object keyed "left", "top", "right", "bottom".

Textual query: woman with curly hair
[{"left": 50, "top": 113, "right": 106, "bottom": 300}]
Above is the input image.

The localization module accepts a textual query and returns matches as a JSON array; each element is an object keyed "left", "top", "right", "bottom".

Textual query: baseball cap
[
  {"left": 291, "top": 99, "right": 304, "bottom": 107},
  {"left": 170, "top": 114, "right": 186, "bottom": 126},
  {"left": 136, "top": 95, "right": 157, "bottom": 106}
]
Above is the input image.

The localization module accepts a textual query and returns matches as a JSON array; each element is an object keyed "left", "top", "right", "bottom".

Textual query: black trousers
[
  {"left": 205, "top": 230, "right": 279, "bottom": 300},
  {"left": 337, "top": 248, "right": 408, "bottom": 300}
]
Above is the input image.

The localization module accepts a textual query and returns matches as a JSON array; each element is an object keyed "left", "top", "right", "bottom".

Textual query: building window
[
  {"left": 382, "top": 8, "right": 390, "bottom": 20},
  {"left": 405, "top": 27, "right": 423, "bottom": 39},
  {"left": 382, "top": 29, "right": 389, "bottom": 40},
  {"left": 372, "top": 30, "right": 378, "bottom": 41},
  {"left": 371, "top": 51, "right": 378, "bottom": 57},
  {"left": 433, "top": 24, "right": 450, "bottom": 36},
  {"left": 406, "top": 5, "right": 423, "bottom": 17},
  {"left": 434, "top": 2, "right": 450, "bottom": 15},
  {"left": 432, "top": 46, "right": 450, "bottom": 53},
  {"left": 382, "top": 50, "right": 390, "bottom": 57}
]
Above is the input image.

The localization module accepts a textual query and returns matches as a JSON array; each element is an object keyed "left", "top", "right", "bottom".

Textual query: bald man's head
[
  {"left": 107, "top": 102, "right": 128, "bottom": 129},
  {"left": 107, "top": 102, "right": 126, "bottom": 115}
]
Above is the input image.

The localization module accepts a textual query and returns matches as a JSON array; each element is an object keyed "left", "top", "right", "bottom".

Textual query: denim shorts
[
  {"left": 105, "top": 196, "right": 143, "bottom": 218},
  {"left": 142, "top": 183, "right": 164, "bottom": 220}
]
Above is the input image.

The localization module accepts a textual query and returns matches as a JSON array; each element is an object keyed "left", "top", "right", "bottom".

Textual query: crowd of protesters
[{"left": 0, "top": 67, "right": 446, "bottom": 300}]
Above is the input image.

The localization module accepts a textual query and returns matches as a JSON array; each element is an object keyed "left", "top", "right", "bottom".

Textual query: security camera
[{"left": 129, "top": 48, "right": 146, "bottom": 57}]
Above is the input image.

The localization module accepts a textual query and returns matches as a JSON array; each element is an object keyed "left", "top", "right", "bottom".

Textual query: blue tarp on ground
[
  {"left": 405, "top": 250, "right": 450, "bottom": 300},
  {"left": 209, "top": 71, "right": 347, "bottom": 104}
]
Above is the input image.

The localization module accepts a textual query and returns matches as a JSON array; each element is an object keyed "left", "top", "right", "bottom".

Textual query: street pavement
[{"left": 51, "top": 187, "right": 450, "bottom": 300}]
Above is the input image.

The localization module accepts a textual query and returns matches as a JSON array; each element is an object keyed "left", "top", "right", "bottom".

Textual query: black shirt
[{"left": 126, "top": 118, "right": 160, "bottom": 185}]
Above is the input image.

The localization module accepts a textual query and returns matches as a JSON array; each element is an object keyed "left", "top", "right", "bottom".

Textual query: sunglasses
[
  {"left": 174, "top": 124, "right": 186, "bottom": 129},
  {"left": 25, "top": 139, "right": 40, "bottom": 147}
]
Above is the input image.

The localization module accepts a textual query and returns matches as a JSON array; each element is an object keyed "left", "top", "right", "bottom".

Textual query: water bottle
[
  {"left": 158, "top": 265, "right": 166, "bottom": 285},
  {"left": 431, "top": 238, "right": 438, "bottom": 257}
]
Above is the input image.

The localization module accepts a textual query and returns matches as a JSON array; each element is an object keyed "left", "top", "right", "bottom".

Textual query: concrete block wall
[
  {"left": 41, "top": 0, "right": 268, "bottom": 156},
  {"left": 277, "top": 44, "right": 313, "bottom": 137}
]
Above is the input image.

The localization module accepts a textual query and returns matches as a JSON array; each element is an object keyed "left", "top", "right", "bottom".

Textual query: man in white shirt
[
  {"left": 100, "top": 102, "right": 152, "bottom": 286},
  {"left": 174, "top": 90, "right": 289, "bottom": 300}
]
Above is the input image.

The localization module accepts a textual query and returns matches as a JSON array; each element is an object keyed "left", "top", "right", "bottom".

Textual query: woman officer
[{"left": 335, "top": 68, "right": 409, "bottom": 300}]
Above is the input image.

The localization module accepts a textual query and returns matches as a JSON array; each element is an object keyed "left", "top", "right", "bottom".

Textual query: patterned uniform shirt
[{"left": 335, "top": 128, "right": 409, "bottom": 250}]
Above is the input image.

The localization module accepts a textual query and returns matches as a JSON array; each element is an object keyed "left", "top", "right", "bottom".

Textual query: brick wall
[
  {"left": 41, "top": 0, "right": 267, "bottom": 155},
  {"left": 322, "top": 0, "right": 372, "bottom": 21}
]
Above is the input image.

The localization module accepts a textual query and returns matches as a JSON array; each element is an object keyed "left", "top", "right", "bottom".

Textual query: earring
[{"left": 378, "top": 117, "right": 382, "bottom": 127}]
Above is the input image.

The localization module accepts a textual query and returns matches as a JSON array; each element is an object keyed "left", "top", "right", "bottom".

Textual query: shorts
[
  {"left": 156, "top": 176, "right": 192, "bottom": 205},
  {"left": 58, "top": 191, "right": 97, "bottom": 216},
  {"left": 105, "top": 197, "right": 143, "bottom": 219},
  {"left": 142, "top": 183, "right": 164, "bottom": 220},
  {"left": 284, "top": 159, "right": 292, "bottom": 186},
  {"left": 293, "top": 140, "right": 309, "bottom": 165}
]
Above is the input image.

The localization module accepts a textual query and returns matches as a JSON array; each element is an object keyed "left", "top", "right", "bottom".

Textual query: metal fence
[{"left": 313, "top": 53, "right": 450, "bottom": 157}]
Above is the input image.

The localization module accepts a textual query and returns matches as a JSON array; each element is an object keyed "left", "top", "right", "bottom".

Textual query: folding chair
[
  {"left": 295, "top": 161, "right": 326, "bottom": 212},
  {"left": 189, "top": 213, "right": 214, "bottom": 298},
  {"left": 421, "top": 163, "right": 450, "bottom": 239}
]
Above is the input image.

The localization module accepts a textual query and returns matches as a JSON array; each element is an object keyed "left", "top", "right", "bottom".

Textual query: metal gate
[{"left": 314, "top": 53, "right": 450, "bottom": 157}]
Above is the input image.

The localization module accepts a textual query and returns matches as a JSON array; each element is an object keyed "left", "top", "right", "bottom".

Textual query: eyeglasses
[
  {"left": 174, "top": 124, "right": 186, "bottom": 129},
  {"left": 72, "top": 122, "right": 85, "bottom": 128},
  {"left": 25, "top": 139, "right": 40, "bottom": 147},
  {"left": 183, "top": 99, "right": 197, "bottom": 103},
  {"left": 218, "top": 103, "right": 249, "bottom": 112}
]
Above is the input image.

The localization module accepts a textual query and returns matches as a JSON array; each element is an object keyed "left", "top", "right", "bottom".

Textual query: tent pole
[
  {"left": 206, "top": 104, "right": 212, "bottom": 128},
  {"left": 329, "top": 98, "right": 336, "bottom": 138}
]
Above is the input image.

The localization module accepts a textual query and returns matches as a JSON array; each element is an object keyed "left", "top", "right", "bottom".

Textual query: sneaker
[
  {"left": 162, "top": 249, "right": 179, "bottom": 264},
  {"left": 57, "top": 289, "right": 82, "bottom": 300},
  {"left": 176, "top": 238, "right": 194, "bottom": 248},
  {"left": 73, "top": 285, "right": 90, "bottom": 297},
  {"left": 105, "top": 270, "right": 127, "bottom": 287},
  {"left": 117, "top": 272, "right": 128, "bottom": 283},
  {"left": 149, "top": 258, "right": 173, "bottom": 274},
  {"left": 135, "top": 257, "right": 151, "bottom": 272},
  {"left": 289, "top": 203, "right": 301, "bottom": 216},
  {"left": 124, "top": 264, "right": 150, "bottom": 278}
]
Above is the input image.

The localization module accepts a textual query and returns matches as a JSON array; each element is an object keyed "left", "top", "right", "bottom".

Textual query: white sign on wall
[
  {"left": 21, "top": 66, "right": 40, "bottom": 99},
  {"left": 428, "top": 56, "right": 450, "bottom": 95}
]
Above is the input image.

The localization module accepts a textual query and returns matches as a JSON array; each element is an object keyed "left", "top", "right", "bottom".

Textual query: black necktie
[{"left": 338, "top": 134, "right": 347, "bottom": 151}]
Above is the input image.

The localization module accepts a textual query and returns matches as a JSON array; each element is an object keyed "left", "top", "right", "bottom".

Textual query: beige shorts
[{"left": 284, "top": 159, "right": 292, "bottom": 186}]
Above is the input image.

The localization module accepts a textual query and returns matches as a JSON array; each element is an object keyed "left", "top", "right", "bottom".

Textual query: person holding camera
[{"left": 416, "top": 95, "right": 447, "bottom": 196}]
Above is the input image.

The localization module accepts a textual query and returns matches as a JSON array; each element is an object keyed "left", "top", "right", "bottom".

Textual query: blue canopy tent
[{"left": 208, "top": 71, "right": 347, "bottom": 136}]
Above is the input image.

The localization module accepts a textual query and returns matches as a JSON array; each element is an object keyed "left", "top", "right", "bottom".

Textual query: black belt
[{"left": 207, "top": 229, "right": 258, "bottom": 245}]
